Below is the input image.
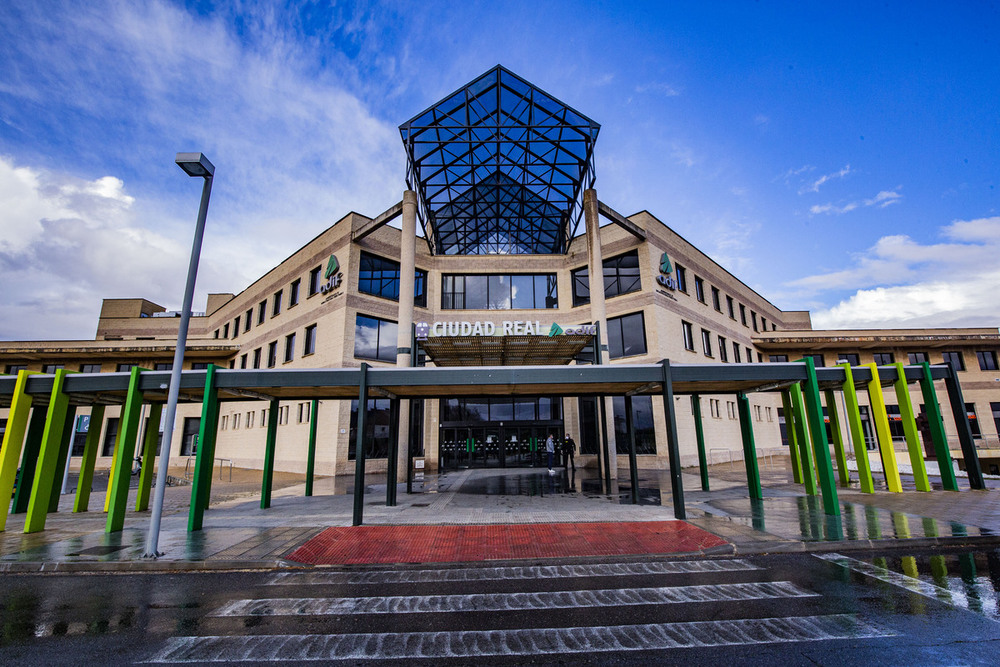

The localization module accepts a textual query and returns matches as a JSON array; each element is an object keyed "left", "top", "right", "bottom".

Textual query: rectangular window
[
  {"left": 258, "top": 300, "right": 267, "bottom": 325},
  {"left": 611, "top": 395, "right": 656, "bottom": 455},
  {"left": 267, "top": 341, "right": 277, "bottom": 368},
  {"left": 682, "top": 321, "right": 694, "bottom": 351},
  {"left": 79, "top": 363, "right": 102, "bottom": 373},
  {"left": 304, "top": 324, "right": 317, "bottom": 356},
  {"left": 240, "top": 354, "right": 247, "bottom": 369},
  {"left": 153, "top": 363, "right": 172, "bottom": 371},
  {"left": 4, "top": 364, "right": 28, "bottom": 375},
  {"left": 284, "top": 333, "right": 296, "bottom": 363},
  {"left": 214, "top": 329, "right": 219, "bottom": 339},
  {"left": 694, "top": 276, "right": 705, "bottom": 303},
  {"left": 354, "top": 314, "right": 399, "bottom": 362},
  {"left": 718, "top": 336, "right": 728, "bottom": 362},
  {"left": 223, "top": 323, "right": 230, "bottom": 338},
  {"left": 272, "top": 290, "right": 283, "bottom": 317},
  {"left": 761, "top": 317, "right": 767, "bottom": 330},
  {"left": 245, "top": 309, "right": 252, "bottom": 332},
  {"left": 733, "top": 342, "right": 742, "bottom": 363},
  {"left": 445, "top": 273, "right": 557, "bottom": 309},
  {"left": 873, "top": 352, "right": 895, "bottom": 365},
  {"left": 710, "top": 398, "right": 720, "bottom": 419},
  {"left": 247, "top": 411, "right": 255, "bottom": 429},
  {"left": 942, "top": 351, "right": 965, "bottom": 371},
  {"left": 977, "top": 351, "right": 999, "bottom": 371},
  {"left": 727, "top": 401, "right": 737, "bottom": 420},
  {"left": 675, "top": 264, "right": 687, "bottom": 293},
  {"left": 908, "top": 351, "right": 929, "bottom": 364},
  {"left": 805, "top": 353, "right": 824, "bottom": 367},
  {"left": 349, "top": 398, "right": 392, "bottom": 460},
  {"left": 701, "top": 329, "right": 712, "bottom": 357},
  {"left": 711, "top": 287, "right": 721, "bottom": 311},
  {"left": 751, "top": 311, "right": 758, "bottom": 332},
  {"left": 766, "top": 407, "right": 773, "bottom": 422},
  {"left": 253, "top": 348, "right": 261, "bottom": 369},
  {"left": 838, "top": 353, "right": 860, "bottom": 366},
  {"left": 309, "top": 265, "right": 322, "bottom": 296},
  {"left": 769, "top": 354, "right": 788, "bottom": 363},
  {"left": 607, "top": 312, "right": 647, "bottom": 359},
  {"left": 233, "top": 316, "right": 240, "bottom": 337},
  {"left": 101, "top": 418, "right": 120, "bottom": 457},
  {"left": 992, "top": 402, "right": 1000, "bottom": 436},
  {"left": 191, "top": 363, "right": 209, "bottom": 370},
  {"left": 289, "top": 279, "right": 300, "bottom": 307},
  {"left": 233, "top": 413, "right": 241, "bottom": 430},
  {"left": 746, "top": 346, "right": 754, "bottom": 363},
  {"left": 115, "top": 364, "right": 134, "bottom": 372},
  {"left": 967, "top": 403, "right": 982, "bottom": 438},
  {"left": 739, "top": 304, "right": 747, "bottom": 326},
  {"left": 726, "top": 296, "right": 735, "bottom": 319},
  {"left": 298, "top": 402, "right": 310, "bottom": 423}
]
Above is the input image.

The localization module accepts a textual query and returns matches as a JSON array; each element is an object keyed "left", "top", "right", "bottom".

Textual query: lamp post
[{"left": 143, "top": 152, "right": 214, "bottom": 558}]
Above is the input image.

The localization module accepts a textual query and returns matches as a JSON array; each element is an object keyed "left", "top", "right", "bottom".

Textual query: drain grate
[
  {"left": 411, "top": 503, "right": 431, "bottom": 507},
  {"left": 68, "top": 545, "right": 129, "bottom": 557}
]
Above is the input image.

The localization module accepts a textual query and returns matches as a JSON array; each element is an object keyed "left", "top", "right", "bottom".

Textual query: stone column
[
  {"left": 395, "top": 191, "right": 418, "bottom": 478},
  {"left": 584, "top": 189, "right": 618, "bottom": 478}
]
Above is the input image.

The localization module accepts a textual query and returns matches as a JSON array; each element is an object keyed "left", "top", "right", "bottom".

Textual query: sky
[{"left": 1, "top": 0, "right": 998, "bottom": 340}]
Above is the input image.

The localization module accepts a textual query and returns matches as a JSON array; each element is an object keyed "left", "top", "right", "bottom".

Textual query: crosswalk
[{"left": 146, "top": 557, "right": 896, "bottom": 663}]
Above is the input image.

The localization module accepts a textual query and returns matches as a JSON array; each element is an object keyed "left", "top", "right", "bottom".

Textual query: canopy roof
[{"left": 400, "top": 66, "right": 600, "bottom": 256}]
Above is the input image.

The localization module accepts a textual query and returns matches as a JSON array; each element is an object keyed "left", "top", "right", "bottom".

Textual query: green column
[
  {"left": 798, "top": 357, "right": 839, "bottom": 516},
  {"left": 892, "top": 363, "right": 931, "bottom": 492},
  {"left": 25, "top": 368, "right": 72, "bottom": 533},
  {"left": 0, "top": 371, "right": 36, "bottom": 530},
  {"left": 737, "top": 392, "right": 763, "bottom": 500},
  {"left": 385, "top": 398, "right": 399, "bottom": 507},
  {"left": 781, "top": 389, "right": 803, "bottom": 483},
  {"left": 625, "top": 394, "right": 639, "bottom": 505},
  {"left": 691, "top": 394, "right": 709, "bottom": 491},
  {"left": 919, "top": 362, "right": 958, "bottom": 491},
  {"left": 943, "top": 368, "right": 984, "bottom": 489},
  {"left": 48, "top": 405, "right": 77, "bottom": 513},
  {"left": 789, "top": 384, "right": 817, "bottom": 495},
  {"left": 659, "top": 360, "right": 686, "bottom": 519},
  {"left": 74, "top": 405, "right": 105, "bottom": 513},
  {"left": 824, "top": 390, "right": 850, "bottom": 487},
  {"left": 188, "top": 365, "right": 221, "bottom": 532},
  {"left": 12, "top": 406, "right": 48, "bottom": 514},
  {"left": 135, "top": 403, "right": 163, "bottom": 511},
  {"left": 261, "top": 398, "right": 279, "bottom": 509},
  {"left": 305, "top": 399, "right": 318, "bottom": 497},
  {"left": 352, "top": 363, "right": 370, "bottom": 527},
  {"left": 838, "top": 363, "right": 874, "bottom": 494},
  {"left": 106, "top": 367, "right": 146, "bottom": 533},
  {"left": 865, "top": 362, "right": 903, "bottom": 492}
]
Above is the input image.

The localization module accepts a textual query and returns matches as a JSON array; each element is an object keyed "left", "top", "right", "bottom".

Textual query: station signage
[
  {"left": 657, "top": 252, "right": 677, "bottom": 290},
  {"left": 319, "top": 254, "right": 343, "bottom": 294},
  {"left": 415, "top": 320, "right": 597, "bottom": 341}
]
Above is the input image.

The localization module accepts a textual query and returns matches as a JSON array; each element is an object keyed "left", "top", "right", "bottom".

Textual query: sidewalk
[{"left": 1, "top": 458, "right": 998, "bottom": 572}]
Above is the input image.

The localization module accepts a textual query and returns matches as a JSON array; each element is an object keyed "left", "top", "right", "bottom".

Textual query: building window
[
  {"left": 4, "top": 364, "right": 28, "bottom": 375},
  {"left": 992, "top": 402, "right": 1000, "bottom": 436},
  {"left": 267, "top": 341, "right": 277, "bottom": 368},
  {"left": 612, "top": 395, "right": 656, "bottom": 455},
  {"left": 247, "top": 411, "right": 255, "bottom": 428},
  {"left": 253, "top": 348, "right": 261, "bottom": 369},
  {"left": 258, "top": 300, "right": 267, "bottom": 325},
  {"left": 79, "top": 364, "right": 102, "bottom": 373},
  {"left": 607, "top": 312, "right": 647, "bottom": 359},
  {"left": 711, "top": 287, "right": 721, "bottom": 311},
  {"left": 153, "top": 363, "right": 172, "bottom": 371},
  {"left": 349, "top": 398, "right": 392, "bottom": 460},
  {"left": 718, "top": 336, "right": 728, "bottom": 362},
  {"left": 221, "top": 415, "right": 229, "bottom": 431},
  {"left": 694, "top": 276, "right": 705, "bottom": 303},
  {"left": 746, "top": 346, "right": 753, "bottom": 363},
  {"left": 838, "top": 353, "right": 860, "bottom": 366},
  {"left": 873, "top": 352, "right": 895, "bottom": 365},
  {"left": 682, "top": 321, "right": 694, "bottom": 351},
  {"left": 977, "top": 351, "right": 999, "bottom": 371},
  {"left": 908, "top": 352, "right": 929, "bottom": 365},
  {"left": 358, "top": 252, "right": 427, "bottom": 306},
  {"left": 804, "top": 353, "right": 824, "bottom": 367},
  {"left": 233, "top": 413, "right": 241, "bottom": 430},
  {"left": 223, "top": 323, "right": 230, "bottom": 338},
  {"left": 355, "top": 314, "right": 398, "bottom": 362},
  {"left": 942, "top": 351, "right": 965, "bottom": 371},
  {"left": 755, "top": 405, "right": 763, "bottom": 422},
  {"left": 726, "top": 296, "right": 735, "bottom": 319},
  {"left": 191, "top": 363, "right": 209, "bottom": 370},
  {"left": 289, "top": 279, "right": 301, "bottom": 307},
  {"left": 675, "top": 264, "right": 687, "bottom": 293},
  {"left": 304, "top": 324, "right": 317, "bottom": 356},
  {"left": 308, "top": 265, "right": 322, "bottom": 296},
  {"left": 284, "top": 333, "right": 296, "bottom": 363},
  {"left": 727, "top": 401, "right": 737, "bottom": 420},
  {"left": 739, "top": 304, "right": 747, "bottom": 326},
  {"left": 214, "top": 330, "right": 219, "bottom": 339},
  {"left": 701, "top": 329, "right": 712, "bottom": 357},
  {"left": 298, "top": 402, "right": 311, "bottom": 423},
  {"left": 240, "top": 354, "right": 247, "bottom": 369},
  {"left": 751, "top": 311, "right": 758, "bottom": 332},
  {"left": 245, "top": 309, "right": 253, "bottom": 332},
  {"left": 445, "top": 274, "right": 557, "bottom": 310},
  {"left": 733, "top": 343, "right": 742, "bottom": 363},
  {"left": 709, "top": 398, "right": 721, "bottom": 419},
  {"left": 101, "top": 418, "right": 119, "bottom": 456},
  {"left": 761, "top": 317, "right": 767, "bottom": 330},
  {"left": 272, "top": 290, "right": 283, "bottom": 317},
  {"left": 967, "top": 403, "right": 982, "bottom": 438},
  {"left": 115, "top": 364, "right": 134, "bottom": 372},
  {"left": 233, "top": 316, "right": 240, "bottom": 338},
  {"left": 769, "top": 354, "right": 788, "bottom": 363}
]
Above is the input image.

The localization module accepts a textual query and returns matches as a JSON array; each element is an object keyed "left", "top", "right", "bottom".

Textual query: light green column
[
  {"left": 865, "top": 362, "right": 903, "bottom": 492},
  {"left": 25, "top": 369, "right": 72, "bottom": 533},
  {"left": 261, "top": 399, "right": 279, "bottom": 509},
  {"left": 781, "top": 389, "right": 803, "bottom": 483},
  {"left": 48, "top": 405, "right": 77, "bottom": 513},
  {"left": 737, "top": 392, "right": 762, "bottom": 500},
  {"left": 789, "top": 384, "right": 817, "bottom": 495},
  {"left": 12, "top": 406, "right": 48, "bottom": 514},
  {"left": 919, "top": 362, "right": 958, "bottom": 491},
  {"left": 824, "top": 390, "right": 850, "bottom": 487},
  {"left": 189, "top": 365, "right": 221, "bottom": 532},
  {"left": 305, "top": 399, "right": 318, "bottom": 497},
  {"left": 135, "top": 403, "right": 163, "bottom": 511},
  {"left": 798, "top": 358, "right": 840, "bottom": 517},
  {"left": 691, "top": 394, "right": 709, "bottom": 491},
  {"left": 838, "top": 363, "right": 874, "bottom": 493},
  {"left": 0, "top": 370, "right": 37, "bottom": 531},
  {"left": 106, "top": 367, "right": 146, "bottom": 533},
  {"left": 892, "top": 362, "right": 931, "bottom": 492},
  {"left": 74, "top": 405, "right": 105, "bottom": 512}
]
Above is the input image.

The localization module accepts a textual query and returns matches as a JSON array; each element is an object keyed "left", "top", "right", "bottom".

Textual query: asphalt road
[{"left": 2, "top": 548, "right": 1000, "bottom": 665}]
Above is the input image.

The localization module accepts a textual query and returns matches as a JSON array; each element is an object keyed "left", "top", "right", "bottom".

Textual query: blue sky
[{"left": 1, "top": 1, "right": 997, "bottom": 340}]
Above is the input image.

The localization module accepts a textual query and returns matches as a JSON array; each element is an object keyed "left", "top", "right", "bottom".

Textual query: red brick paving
[{"left": 287, "top": 521, "right": 728, "bottom": 565}]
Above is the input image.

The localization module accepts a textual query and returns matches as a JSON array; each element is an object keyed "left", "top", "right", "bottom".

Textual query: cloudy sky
[{"left": 1, "top": 1, "right": 997, "bottom": 340}]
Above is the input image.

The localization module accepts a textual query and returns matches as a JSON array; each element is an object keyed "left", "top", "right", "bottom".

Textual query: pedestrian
[
  {"left": 545, "top": 433, "right": 555, "bottom": 474},
  {"left": 564, "top": 435, "right": 576, "bottom": 470}
]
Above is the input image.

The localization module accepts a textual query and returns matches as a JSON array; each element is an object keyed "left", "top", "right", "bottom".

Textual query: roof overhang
[{"left": 420, "top": 334, "right": 592, "bottom": 366}]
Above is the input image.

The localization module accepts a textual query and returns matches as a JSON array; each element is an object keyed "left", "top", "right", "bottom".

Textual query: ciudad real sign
[{"left": 415, "top": 320, "right": 597, "bottom": 341}]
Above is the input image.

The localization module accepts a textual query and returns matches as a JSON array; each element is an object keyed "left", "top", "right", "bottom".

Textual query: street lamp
[{"left": 143, "top": 152, "right": 215, "bottom": 558}]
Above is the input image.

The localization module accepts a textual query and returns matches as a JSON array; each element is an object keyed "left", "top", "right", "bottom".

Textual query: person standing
[
  {"left": 564, "top": 435, "right": 577, "bottom": 470},
  {"left": 545, "top": 433, "right": 556, "bottom": 474}
]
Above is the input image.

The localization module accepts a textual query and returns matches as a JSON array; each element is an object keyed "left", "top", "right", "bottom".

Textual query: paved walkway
[{"left": 1, "top": 459, "right": 998, "bottom": 571}]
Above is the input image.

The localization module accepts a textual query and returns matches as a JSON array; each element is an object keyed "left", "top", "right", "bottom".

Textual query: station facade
[{"left": 2, "top": 66, "right": 1000, "bottom": 479}]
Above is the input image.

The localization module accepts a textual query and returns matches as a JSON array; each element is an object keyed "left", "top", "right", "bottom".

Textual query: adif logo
[
  {"left": 657, "top": 252, "right": 677, "bottom": 290},
  {"left": 659, "top": 252, "right": 673, "bottom": 275},
  {"left": 324, "top": 254, "right": 340, "bottom": 279},
  {"left": 548, "top": 323, "right": 564, "bottom": 337},
  {"left": 320, "top": 254, "right": 343, "bottom": 293}
]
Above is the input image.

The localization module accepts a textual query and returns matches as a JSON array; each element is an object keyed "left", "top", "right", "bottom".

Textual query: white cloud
[
  {"left": 794, "top": 216, "right": 1000, "bottom": 328},
  {"left": 799, "top": 164, "right": 851, "bottom": 194},
  {"left": 635, "top": 82, "right": 680, "bottom": 96},
  {"left": 809, "top": 187, "right": 902, "bottom": 215}
]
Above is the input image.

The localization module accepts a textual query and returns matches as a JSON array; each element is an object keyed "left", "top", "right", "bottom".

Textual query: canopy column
[
  {"left": 0, "top": 371, "right": 37, "bottom": 530},
  {"left": 305, "top": 399, "right": 318, "bottom": 497},
  {"left": 865, "top": 362, "right": 903, "bottom": 492},
  {"left": 892, "top": 362, "right": 931, "bottom": 492},
  {"left": 135, "top": 403, "right": 163, "bottom": 512},
  {"left": 823, "top": 390, "right": 850, "bottom": 487},
  {"left": 394, "top": 190, "right": 417, "bottom": 485},
  {"left": 943, "top": 367, "right": 984, "bottom": 489},
  {"left": 261, "top": 399, "right": 279, "bottom": 509},
  {"left": 74, "top": 405, "right": 106, "bottom": 512},
  {"left": 919, "top": 362, "right": 958, "bottom": 491},
  {"left": 48, "top": 405, "right": 77, "bottom": 513},
  {"left": 736, "top": 392, "right": 762, "bottom": 500},
  {"left": 386, "top": 398, "right": 400, "bottom": 506},
  {"left": 789, "top": 384, "right": 817, "bottom": 495},
  {"left": 799, "top": 357, "right": 839, "bottom": 517},
  {"left": 106, "top": 367, "right": 146, "bottom": 533},
  {"left": 352, "top": 363, "right": 370, "bottom": 526},
  {"left": 12, "top": 406, "right": 48, "bottom": 515},
  {"left": 659, "top": 360, "right": 685, "bottom": 519},
  {"left": 188, "top": 364, "right": 221, "bottom": 531},
  {"left": 624, "top": 394, "right": 639, "bottom": 504},
  {"left": 691, "top": 394, "right": 709, "bottom": 491},
  {"left": 25, "top": 368, "right": 71, "bottom": 533},
  {"left": 839, "top": 363, "right": 874, "bottom": 493},
  {"left": 780, "top": 389, "right": 803, "bottom": 483}
]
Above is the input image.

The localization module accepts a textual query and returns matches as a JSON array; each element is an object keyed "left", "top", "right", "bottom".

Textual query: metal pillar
[
  {"left": 659, "top": 360, "right": 686, "bottom": 519},
  {"left": 919, "top": 362, "right": 958, "bottom": 491},
  {"left": 0, "top": 371, "right": 36, "bottom": 529},
  {"left": 781, "top": 389, "right": 803, "bottom": 483},
  {"left": 352, "top": 363, "right": 370, "bottom": 526},
  {"left": 25, "top": 368, "right": 72, "bottom": 533},
  {"left": 865, "top": 363, "right": 903, "bottom": 492},
  {"left": 595, "top": 324, "right": 613, "bottom": 488},
  {"left": 12, "top": 407, "right": 47, "bottom": 514},
  {"left": 838, "top": 363, "right": 874, "bottom": 494},
  {"left": 386, "top": 398, "right": 400, "bottom": 507},
  {"left": 261, "top": 399, "right": 279, "bottom": 509},
  {"left": 49, "top": 405, "right": 77, "bottom": 513},
  {"left": 799, "top": 357, "right": 840, "bottom": 517},
  {"left": 824, "top": 390, "right": 850, "bottom": 487},
  {"left": 691, "top": 394, "right": 709, "bottom": 491},
  {"left": 892, "top": 363, "right": 931, "bottom": 492},
  {"left": 74, "top": 405, "right": 105, "bottom": 513},
  {"left": 135, "top": 403, "right": 163, "bottom": 511},
  {"left": 106, "top": 367, "right": 146, "bottom": 533},
  {"left": 305, "top": 399, "right": 318, "bottom": 497},
  {"left": 188, "top": 365, "right": 221, "bottom": 532},
  {"left": 789, "top": 384, "right": 817, "bottom": 495},
  {"left": 943, "top": 367, "right": 985, "bottom": 490},
  {"left": 624, "top": 394, "right": 639, "bottom": 505},
  {"left": 736, "top": 392, "right": 762, "bottom": 500}
]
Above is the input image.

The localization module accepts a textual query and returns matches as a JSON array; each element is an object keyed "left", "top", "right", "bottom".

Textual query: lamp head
[{"left": 175, "top": 152, "right": 215, "bottom": 178}]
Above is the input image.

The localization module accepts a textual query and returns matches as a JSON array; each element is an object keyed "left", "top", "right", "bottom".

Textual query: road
[{"left": 2, "top": 548, "right": 1000, "bottom": 665}]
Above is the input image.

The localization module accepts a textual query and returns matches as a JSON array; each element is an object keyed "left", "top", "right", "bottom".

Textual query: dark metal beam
[
  {"left": 597, "top": 201, "right": 646, "bottom": 240},
  {"left": 351, "top": 201, "right": 403, "bottom": 242}
]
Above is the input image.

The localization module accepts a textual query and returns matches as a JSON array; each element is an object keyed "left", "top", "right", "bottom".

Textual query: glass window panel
[
  {"left": 489, "top": 400, "right": 513, "bottom": 421},
  {"left": 465, "top": 276, "right": 488, "bottom": 309},
  {"left": 514, "top": 400, "right": 536, "bottom": 420},
  {"left": 511, "top": 275, "right": 535, "bottom": 309},
  {"left": 465, "top": 399, "right": 488, "bottom": 422},
  {"left": 572, "top": 267, "right": 590, "bottom": 306},
  {"left": 354, "top": 315, "right": 380, "bottom": 360},
  {"left": 538, "top": 397, "right": 552, "bottom": 420},
  {"left": 488, "top": 275, "right": 510, "bottom": 309}
]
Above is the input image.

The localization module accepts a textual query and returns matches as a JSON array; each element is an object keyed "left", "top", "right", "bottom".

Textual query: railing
[
  {"left": 183, "top": 456, "right": 233, "bottom": 481},
  {"left": 709, "top": 448, "right": 736, "bottom": 468}
]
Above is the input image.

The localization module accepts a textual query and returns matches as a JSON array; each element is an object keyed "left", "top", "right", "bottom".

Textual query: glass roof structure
[{"left": 400, "top": 66, "right": 600, "bottom": 256}]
